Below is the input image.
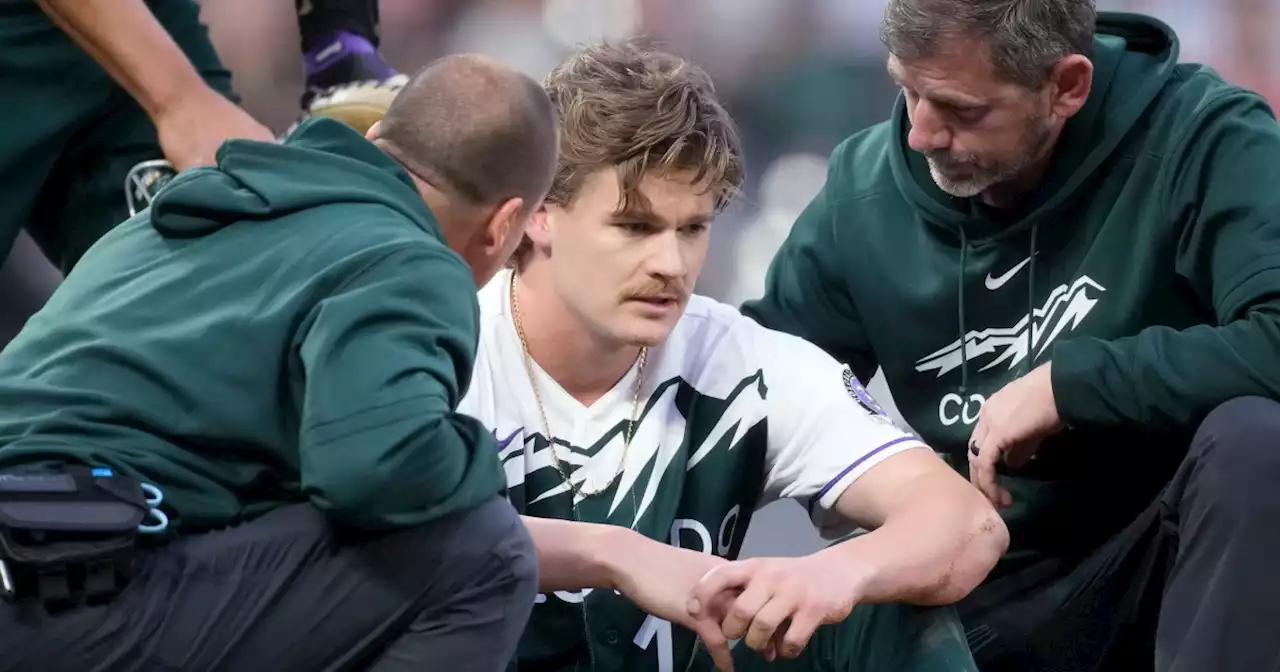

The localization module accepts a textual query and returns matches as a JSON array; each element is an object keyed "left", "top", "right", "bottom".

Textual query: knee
[
  {"left": 372, "top": 496, "right": 535, "bottom": 593},
  {"left": 491, "top": 503, "right": 538, "bottom": 596},
  {"left": 835, "top": 604, "right": 977, "bottom": 671},
  {"left": 444, "top": 496, "right": 537, "bottom": 594},
  {"left": 1187, "top": 396, "right": 1280, "bottom": 497}
]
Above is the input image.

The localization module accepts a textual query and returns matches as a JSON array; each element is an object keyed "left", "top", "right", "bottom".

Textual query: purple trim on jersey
[{"left": 813, "top": 436, "right": 918, "bottom": 503}]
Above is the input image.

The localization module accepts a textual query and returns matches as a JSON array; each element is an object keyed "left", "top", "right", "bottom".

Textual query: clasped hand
[
  {"left": 687, "top": 555, "right": 859, "bottom": 665},
  {"left": 614, "top": 540, "right": 861, "bottom": 672}
]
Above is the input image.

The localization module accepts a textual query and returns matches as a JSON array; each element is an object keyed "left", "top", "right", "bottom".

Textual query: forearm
[
  {"left": 36, "top": 0, "right": 210, "bottom": 119},
  {"left": 523, "top": 516, "right": 632, "bottom": 592},
  {"left": 825, "top": 477, "right": 1008, "bottom": 606},
  {"left": 304, "top": 413, "right": 507, "bottom": 529},
  {"left": 1052, "top": 306, "right": 1280, "bottom": 430}
]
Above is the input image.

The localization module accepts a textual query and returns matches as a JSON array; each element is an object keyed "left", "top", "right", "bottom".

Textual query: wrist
[
  {"left": 143, "top": 65, "right": 215, "bottom": 121},
  {"left": 594, "top": 524, "right": 643, "bottom": 591},
  {"left": 812, "top": 537, "right": 875, "bottom": 599}
]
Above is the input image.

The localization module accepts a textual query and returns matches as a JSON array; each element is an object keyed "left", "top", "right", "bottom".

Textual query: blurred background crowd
[
  {"left": 206, "top": 0, "right": 1280, "bottom": 308},
  {"left": 3, "top": 0, "right": 1276, "bottom": 553}
]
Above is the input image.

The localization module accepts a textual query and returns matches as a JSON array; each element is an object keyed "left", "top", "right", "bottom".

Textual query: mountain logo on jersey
[
  {"left": 914, "top": 275, "right": 1106, "bottom": 378},
  {"left": 842, "top": 366, "right": 887, "bottom": 417},
  {"left": 506, "top": 372, "right": 769, "bottom": 530}
]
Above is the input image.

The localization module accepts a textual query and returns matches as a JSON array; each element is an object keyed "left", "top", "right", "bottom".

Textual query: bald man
[{"left": 0, "top": 55, "right": 558, "bottom": 671}]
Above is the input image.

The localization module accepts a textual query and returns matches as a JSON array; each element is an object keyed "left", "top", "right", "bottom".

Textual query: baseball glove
[{"left": 303, "top": 74, "right": 408, "bottom": 136}]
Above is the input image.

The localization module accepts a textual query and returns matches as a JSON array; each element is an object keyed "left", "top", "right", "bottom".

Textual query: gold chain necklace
[{"left": 508, "top": 272, "right": 648, "bottom": 498}]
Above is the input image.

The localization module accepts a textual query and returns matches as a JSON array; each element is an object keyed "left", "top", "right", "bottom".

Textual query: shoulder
[
  {"left": 331, "top": 236, "right": 472, "bottom": 295},
  {"left": 824, "top": 118, "right": 899, "bottom": 204},
  {"left": 1163, "top": 63, "right": 1273, "bottom": 112},
  {"left": 291, "top": 209, "right": 469, "bottom": 297},
  {"left": 658, "top": 295, "right": 845, "bottom": 394},
  {"left": 1149, "top": 64, "right": 1277, "bottom": 148}
]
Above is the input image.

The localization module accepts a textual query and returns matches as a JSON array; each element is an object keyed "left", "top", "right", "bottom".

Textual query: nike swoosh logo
[
  {"left": 985, "top": 257, "right": 1033, "bottom": 290},
  {"left": 496, "top": 428, "right": 523, "bottom": 452}
]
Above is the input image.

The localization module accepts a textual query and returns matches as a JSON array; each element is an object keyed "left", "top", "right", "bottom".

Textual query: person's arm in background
[
  {"left": 1050, "top": 91, "right": 1280, "bottom": 431},
  {"left": 296, "top": 245, "right": 505, "bottom": 528},
  {"left": 36, "top": 0, "right": 273, "bottom": 169},
  {"left": 740, "top": 142, "right": 879, "bottom": 383}
]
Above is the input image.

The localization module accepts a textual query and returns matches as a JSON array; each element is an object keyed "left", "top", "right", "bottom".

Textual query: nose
[
  {"left": 646, "top": 231, "right": 688, "bottom": 280},
  {"left": 906, "top": 100, "right": 951, "bottom": 153}
]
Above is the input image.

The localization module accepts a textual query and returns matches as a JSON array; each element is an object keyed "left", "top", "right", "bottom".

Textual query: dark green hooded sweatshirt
[
  {"left": 744, "top": 13, "right": 1280, "bottom": 571},
  {"left": 0, "top": 118, "right": 504, "bottom": 534}
]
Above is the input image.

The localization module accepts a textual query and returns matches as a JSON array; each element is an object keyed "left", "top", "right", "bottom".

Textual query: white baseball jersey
[{"left": 459, "top": 269, "right": 927, "bottom": 672}]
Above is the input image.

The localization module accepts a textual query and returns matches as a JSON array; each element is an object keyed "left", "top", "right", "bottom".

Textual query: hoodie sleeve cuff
[{"left": 1050, "top": 338, "right": 1126, "bottom": 427}]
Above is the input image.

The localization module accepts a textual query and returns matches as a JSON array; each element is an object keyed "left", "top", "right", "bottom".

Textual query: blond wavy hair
[{"left": 510, "top": 41, "right": 744, "bottom": 269}]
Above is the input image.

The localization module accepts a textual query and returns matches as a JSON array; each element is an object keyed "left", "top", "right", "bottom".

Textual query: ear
[
  {"left": 365, "top": 120, "right": 382, "bottom": 141},
  {"left": 1046, "top": 54, "right": 1093, "bottom": 120},
  {"left": 482, "top": 196, "right": 527, "bottom": 256},
  {"left": 524, "top": 203, "right": 554, "bottom": 254}
]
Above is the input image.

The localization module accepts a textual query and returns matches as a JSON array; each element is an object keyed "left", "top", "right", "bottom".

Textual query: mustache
[
  {"left": 925, "top": 150, "right": 982, "bottom": 170},
  {"left": 623, "top": 282, "right": 685, "bottom": 300}
]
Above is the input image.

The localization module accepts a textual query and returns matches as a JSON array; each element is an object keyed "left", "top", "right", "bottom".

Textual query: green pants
[
  {"left": 696, "top": 603, "right": 977, "bottom": 672},
  {"left": 0, "top": 0, "right": 233, "bottom": 273}
]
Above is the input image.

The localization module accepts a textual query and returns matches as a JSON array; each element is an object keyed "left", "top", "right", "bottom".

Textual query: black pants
[
  {"left": 0, "top": 496, "right": 538, "bottom": 672},
  {"left": 958, "top": 396, "right": 1280, "bottom": 671}
]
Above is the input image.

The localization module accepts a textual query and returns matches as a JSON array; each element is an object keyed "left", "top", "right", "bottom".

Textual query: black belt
[{"left": 0, "top": 465, "right": 152, "bottom": 609}]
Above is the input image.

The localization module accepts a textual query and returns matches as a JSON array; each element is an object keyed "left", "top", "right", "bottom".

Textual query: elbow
[
  {"left": 304, "top": 467, "right": 395, "bottom": 528},
  {"left": 933, "top": 503, "right": 1009, "bottom": 605},
  {"left": 300, "top": 414, "right": 479, "bottom": 529}
]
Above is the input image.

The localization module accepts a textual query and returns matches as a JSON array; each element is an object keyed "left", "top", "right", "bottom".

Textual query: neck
[
  {"left": 978, "top": 160, "right": 1047, "bottom": 209},
  {"left": 417, "top": 181, "right": 466, "bottom": 241},
  {"left": 511, "top": 266, "right": 641, "bottom": 406},
  {"left": 978, "top": 127, "right": 1063, "bottom": 210}
]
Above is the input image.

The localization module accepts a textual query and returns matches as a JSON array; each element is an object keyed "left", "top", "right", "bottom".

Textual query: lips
[{"left": 632, "top": 296, "right": 678, "bottom": 306}]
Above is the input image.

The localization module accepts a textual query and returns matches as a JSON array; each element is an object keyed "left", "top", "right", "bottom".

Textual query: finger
[
  {"left": 743, "top": 593, "right": 798, "bottom": 653},
  {"left": 691, "top": 616, "right": 735, "bottom": 672},
  {"left": 970, "top": 439, "right": 1004, "bottom": 506},
  {"left": 1004, "top": 440, "right": 1040, "bottom": 469},
  {"left": 778, "top": 605, "right": 827, "bottom": 658},
  {"left": 702, "top": 589, "right": 739, "bottom": 623},
  {"left": 721, "top": 578, "right": 775, "bottom": 641},
  {"left": 689, "top": 562, "right": 754, "bottom": 616},
  {"left": 966, "top": 421, "right": 988, "bottom": 485},
  {"left": 999, "top": 486, "right": 1013, "bottom": 508}
]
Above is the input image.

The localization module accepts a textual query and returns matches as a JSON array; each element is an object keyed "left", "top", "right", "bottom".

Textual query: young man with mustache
[{"left": 457, "top": 41, "right": 1009, "bottom": 672}]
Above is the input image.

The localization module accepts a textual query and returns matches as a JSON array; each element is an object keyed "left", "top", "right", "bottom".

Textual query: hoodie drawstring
[
  {"left": 1024, "top": 223, "right": 1040, "bottom": 377},
  {"left": 954, "top": 222, "right": 1042, "bottom": 395},
  {"left": 957, "top": 228, "right": 970, "bottom": 394}
]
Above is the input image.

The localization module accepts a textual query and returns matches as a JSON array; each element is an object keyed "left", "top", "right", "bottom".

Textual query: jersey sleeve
[{"left": 754, "top": 323, "right": 928, "bottom": 538}]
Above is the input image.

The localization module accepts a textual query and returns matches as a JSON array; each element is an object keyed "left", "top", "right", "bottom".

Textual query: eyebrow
[
  {"left": 886, "top": 62, "right": 988, "bottom": 109},
  {"left": 613, "top": 208, "right": 713, "bottom": 228}
]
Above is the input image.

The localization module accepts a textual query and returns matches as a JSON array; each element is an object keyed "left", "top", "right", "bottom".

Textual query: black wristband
[{"left": 296, "top": 0, "right": 381, "bottom": 53}]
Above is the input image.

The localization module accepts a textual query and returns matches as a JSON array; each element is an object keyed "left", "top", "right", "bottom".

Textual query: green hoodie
[
  {"left": 744, "top": 13, "right": 1280, "bottom": 569},
  {"left": 0, "top": 118, "right": 504, "bottom": 534}
]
